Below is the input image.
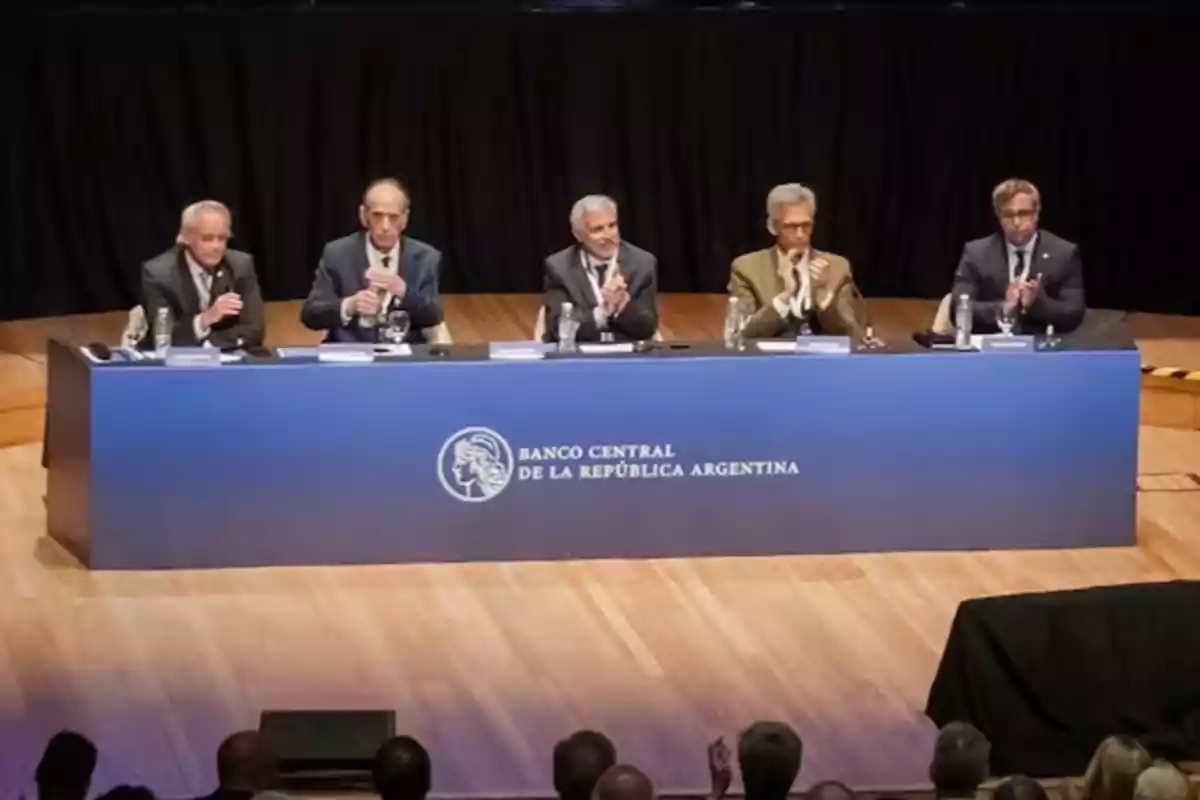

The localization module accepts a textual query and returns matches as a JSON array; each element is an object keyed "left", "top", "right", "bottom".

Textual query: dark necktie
[{"left": 1014, "top": 248, "right": 1026, "bottom": 282}]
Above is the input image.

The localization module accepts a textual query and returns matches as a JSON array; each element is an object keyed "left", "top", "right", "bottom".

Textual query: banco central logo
[{"left": 437, "top": 427, "right": 515, "bottom": 503}]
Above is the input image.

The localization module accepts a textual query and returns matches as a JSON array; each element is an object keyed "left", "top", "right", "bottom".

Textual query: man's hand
[
  {"left": 366, "top": 266, "right": 406, "bottom": 300},
  {"left": 201, "top": 292, "right": 242, "bottom": 327},
  {"left": 707, "top": 737, "right": 732, "bottom": 800},
  {"left": 1004, "top": 281, "right": 1022, "bottom": 312},
  {"left": 601, "top": 271, "right": 627, "bottom": 314},
  {"left": 1018, "top": 275, "right": 1042, "bottom": 309},
  {"left": 350, "top": 289, "right": 382, "bottom": 317},
  {"left": 810, "top": 256, "right": 829, "bottom": 281}
]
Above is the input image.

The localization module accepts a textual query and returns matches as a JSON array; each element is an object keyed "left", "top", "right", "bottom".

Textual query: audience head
[
  {"left": 95, "top": 787, "right": 155, "bottom": 800},
  {"left": 35, "top": 730, "right": 98, "bottom": 800},
  {"left": 1080, "top": 735, "right": 1152, "bottom": 800},
  {"left": 359, "top": 178, "right": 410, "bottom": 252},
  {"left": 373, "top": 735, "right": 432, "bottom": 800},
  {"left": 215, "top": 730, "right": 276, "bottom": 793},
  {"left": 737, "top": 720, "right": 804, "bottom": 800},
  {"left": 1133, "top": 761, "right": 1191, "bottom": 800},
  {"left": 765, "top": 183, "right": 817, "bottom": 255},
  {"left": 809, "top": 779, "right": 857, "bottom": 800},
  {"left": 995, "top": 775, "right": 1049, "bottom": 800},
  {"left": 929, "top": 722, "right": 990, "bottom": 798},
  {"left": 569, "top": 195, "right": 620, "bottom": 260},
  {"left": 176, "top": 200, "right": 232, "bottom": 268},
  {"left": 554, "top": 729, "right": 617, "bottom": 800},
  {"left": 592, "top": 764, "right": 654, "bottom": 800},
  {"left": 992, "top": 177, "right": 1041, "bottom": 247}
]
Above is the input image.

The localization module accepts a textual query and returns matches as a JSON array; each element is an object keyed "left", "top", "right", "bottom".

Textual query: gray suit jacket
[
  {"left": 300, "top": 232, "right": 443, "bottom": 343},
  {"left": 541, "top": 241, "right": 658, "bottom": 342},
  {"left": 138, "top": 246, "right": 264, "bottom": 349},
  {"left": 951, "top": 229, "right": 1086, "bottom": 333}
]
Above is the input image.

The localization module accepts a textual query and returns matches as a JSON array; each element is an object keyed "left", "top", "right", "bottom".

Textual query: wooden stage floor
[{"left": 1, "top": 295, "right": 1200, "bottom": 799}]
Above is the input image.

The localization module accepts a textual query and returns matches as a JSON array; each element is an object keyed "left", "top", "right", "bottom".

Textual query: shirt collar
[
  {"left": 776, "top": 247, "right": 811, "bottom": 270},
  {"left": 580, "top": 247, "right": 614, "bottom": 270},
  {"left": 367, "top": 237, "right": 400, "bottom": 263},
  {"left": 1007, "top": 232, "right": 1038, "bottom": 256},
  {"left": 183, "top": 247, "right": 213, "bottom": 279}
]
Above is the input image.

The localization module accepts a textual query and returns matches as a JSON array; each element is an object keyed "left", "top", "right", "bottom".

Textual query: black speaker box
[{"left": 259, "top": 709, "right": 396, "bottom": 791}]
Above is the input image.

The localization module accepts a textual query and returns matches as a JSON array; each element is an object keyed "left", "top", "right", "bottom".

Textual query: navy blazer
[
  {"left": 300, "top": 232, "right": 444, "bottom": 343},
  {"left": 951, "top": 229, "right": 1086, "bottom": 334}
]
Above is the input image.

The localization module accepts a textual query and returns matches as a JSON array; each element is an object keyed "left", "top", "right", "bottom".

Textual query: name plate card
[
  {"left": 979, "top": 335, "right": 1035, "bottom": 352},
  {"left": 164, "top": 347, "right": 222, "bottom": 367},
  {"left": 577, "top": 342, "right": 636, "bottom": 355},
  {"left": 489, "top": 341, "right": 548, "bottom": 360},
  {"left": 795, "top": 335, "right": 853, "bottom": 355},
  {"left": 317, "top": 344, "right": 376, "bottom": 363}
]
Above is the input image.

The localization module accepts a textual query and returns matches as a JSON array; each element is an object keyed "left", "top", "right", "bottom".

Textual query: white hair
[
  {"left": 176, "top": 200, "right": 231, "bottom": 243},
  {"left": 765, "top": 183, "right": 817, "bottom": 220},
  {"left": 569, "top": 194, "right": 617, "bottom": 230}
]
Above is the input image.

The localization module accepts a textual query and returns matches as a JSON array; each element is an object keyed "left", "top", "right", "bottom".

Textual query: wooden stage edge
[
  {"left": 2, "top": 294, "right": 1200, "bottom": 447},
  {"left": 1, "top": 294, "right": 1199, "bottom": 798}
]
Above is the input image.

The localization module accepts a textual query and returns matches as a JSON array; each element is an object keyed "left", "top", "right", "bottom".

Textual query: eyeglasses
[{"left": 1000, "top": 209, "right": 1037, "bottom": 221}]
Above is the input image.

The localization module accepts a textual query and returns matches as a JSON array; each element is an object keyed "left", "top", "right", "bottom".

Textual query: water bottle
[
  {"left": 723, "top": 296, "right": 742, "bottom": 349},
  {"left": 153, "top": 305, "right": 171, "bottom": 358},
  {"left": 558, "top": 302, "right": 577, "bottom": 352},
  {"left": 954, "top": 293, "right": 973, "bottom": 350}
]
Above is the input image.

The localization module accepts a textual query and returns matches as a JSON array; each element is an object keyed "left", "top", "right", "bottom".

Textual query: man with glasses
[
  {"left": 727, "top": 183, "right": 870, "bottom": 341},
  {"left": 950, "top": 178, "right": 1085, "bottom": 334}
]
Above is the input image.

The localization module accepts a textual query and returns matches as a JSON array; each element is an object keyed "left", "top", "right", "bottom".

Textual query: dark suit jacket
[
  {"left": 541, "top": 241, "right": 658, "bottom": 342},
  {"left": 138, "top": 246, "right": 265, "bottom": 349},
  {"left": 300, "top": 232, "right": 443, "bottom": 344},
  {"left": 951, "top": 230, "right": 1086, "bottom": 333}
]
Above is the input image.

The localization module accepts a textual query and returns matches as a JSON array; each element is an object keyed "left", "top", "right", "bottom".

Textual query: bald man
[
  {"left": 301, "top": 178, "right": 445, "bottom": 344},
  {"left": 593, "top": 765, "right": 654, "bottom": 800}
]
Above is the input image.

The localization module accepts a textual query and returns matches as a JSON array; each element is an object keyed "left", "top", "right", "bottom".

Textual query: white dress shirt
[
  {"left": 771, "top": 247, "right": 813, "bottom": 319},
  {"left": 580, "top": 249, "right": 617, "bottom": 329},
  {"left": 1006, "top": 233, "right": 1038, "bottom": 284},
  {"left": 184, "top": 249, "right": 216, "bottom": 342},
  {"left": 341, "top": 239, "right": 401, "bottom": 324}
]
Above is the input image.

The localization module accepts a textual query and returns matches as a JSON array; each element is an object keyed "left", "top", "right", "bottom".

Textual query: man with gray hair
[
  {"left": 728, "top": 183, "right": 869, "bottom": 340},
  {"left": 541, "top": 194, "right": 658, "bottom": 343},
  {"left": 139, "top": 199, "right": 265, "bottom": 350}
]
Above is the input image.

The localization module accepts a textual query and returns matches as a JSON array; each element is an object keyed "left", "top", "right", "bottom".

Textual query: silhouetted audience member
[
  {"left": 193, "top": 731, "right": 277, "bottom": 800},
  {"left": 553, "top": 730, "right": 617, "bottom": 800},
  {"left": 738, "top": 721, "right": 803, "bottom": 800},
  {"left": 1133, "top": 762, "right": 1191, "bottom": 800},
  {"left": 593, "top": 764, "right": 654, "bottom": 800},
  {"left": 1080, "top": 736, "right": 1153, "bottom": 800},
  {"left": 929, "top": 722, "right": 990, "bottom": 800},
  {"left": 36, "top": 730, "right": 98, "bottom": 800},
  {"left": 373, "top": 736, "right": 432, "bottom": 800},
  {"left": 809, "top": 780, "right": 857, "bottom": 800},
  {"left": 995, "top": 775, "right": 1048, "bottom": 800},
  {"left": 96, "top": 787, "right": 156, "bottom": 800}
]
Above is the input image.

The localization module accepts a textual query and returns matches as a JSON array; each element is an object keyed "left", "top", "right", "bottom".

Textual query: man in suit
[
  {"left": 301, "top": 178, "right": 444, "bottom": 343},
  {"left": 728, "top": 183, "right": 869, "bottom": 340},
  {"left": 139, "top": 200, "right": 265, "bottom": 349},
  {"left": 951, "top": 178, "right": 1085, "bottom": 334},
  {"left": 541, "top": 194, "right": 658, "bottom": 343}
]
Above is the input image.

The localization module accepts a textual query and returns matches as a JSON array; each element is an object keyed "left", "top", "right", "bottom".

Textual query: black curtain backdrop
[{"left": 4, "top": 7, "right": 1198, "bottom": 321}]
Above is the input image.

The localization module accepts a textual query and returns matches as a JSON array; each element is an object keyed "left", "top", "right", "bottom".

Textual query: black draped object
[
  {"left": 926, "top": 581, "right": 1200, "bottom": 777},
  {"left": 3, "top": 6, "right": 1199, "bottom": 321}
]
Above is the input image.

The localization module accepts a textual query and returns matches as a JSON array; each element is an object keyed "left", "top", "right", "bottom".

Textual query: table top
[{"left": 61, "top": 327, "right": 1138, "bottom": 370}]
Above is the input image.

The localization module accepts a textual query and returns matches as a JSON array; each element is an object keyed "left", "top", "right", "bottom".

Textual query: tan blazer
[{"left": 727, "top": 247, "right": 870, "bottom": 340}]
